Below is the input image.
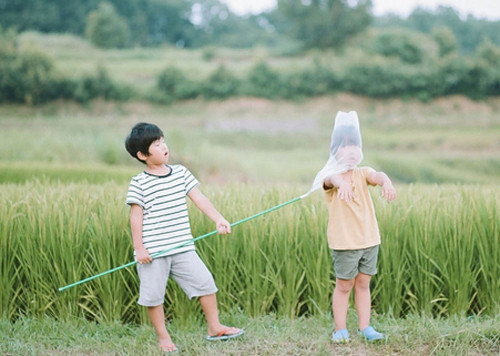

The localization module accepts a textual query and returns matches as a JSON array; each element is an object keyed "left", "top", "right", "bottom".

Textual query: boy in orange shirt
[{"left": 315, "top": 111, "right": 396, "bottom": 343}]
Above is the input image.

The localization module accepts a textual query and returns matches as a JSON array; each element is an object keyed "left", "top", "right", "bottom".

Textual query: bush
[
  {"left": 283, "top": 59, "right": 338, "bottom": 99},
  {"left": 243, "top": 61, "right": 284, "bottom": 99},
  {"left": 366, "top": 29, "right": 427, "bottom": 64},
  {"left": 432, "top": 27, "right": 459, "bottom": 57},
  {"left": 85, "top": 2, "right": 130, "bottom": 49},
  {"left": 73, "top": 66, "right": 132, "bottom": 103},
  {"left": 0, "top": 34, "right": 63, "bottom": 105},
  {"left": 202, "top": 65, "right": 240, "bottom": 99},
  {"left": 156, "top": 66, "right": 200, "bottom": 102}
]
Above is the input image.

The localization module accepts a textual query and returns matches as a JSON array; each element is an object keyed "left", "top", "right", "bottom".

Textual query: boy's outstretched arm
[
  {"left": 324, "top": 174, "right": 355, "bottom": 202},
  {"left": 187, "top": 187, "right": 231, "bottom": 234},
  {"left": 130, "top": 203, "right": 153, "bottom": 264},
  {"left": 367, "top": 171, "right": 397, "bottom": 202}
]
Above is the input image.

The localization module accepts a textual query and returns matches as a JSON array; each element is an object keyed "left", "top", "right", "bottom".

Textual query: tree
[
  {"left": 274, "top": 0, "right": 372, "bottom": 49},
  {"left": 85, "top": 2, "right": 130, "bottom": 48},
  {"left": 432, "top": 27, "right": 458, "bottom": 57},
  {"left": 141, "top": 0, "right": 196, "bottom": 46}
]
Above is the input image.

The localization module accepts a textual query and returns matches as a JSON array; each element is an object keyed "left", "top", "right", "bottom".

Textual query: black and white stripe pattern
[{"left": 126, "top": 165, "right": 199, "bottom": 257}]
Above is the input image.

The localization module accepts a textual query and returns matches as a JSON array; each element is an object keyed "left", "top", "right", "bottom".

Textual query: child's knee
[{"left": 335, "top": 278, "right": 355, "bottom": 293}]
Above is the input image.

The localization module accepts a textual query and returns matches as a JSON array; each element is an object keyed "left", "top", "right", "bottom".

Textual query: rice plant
[{"left": 1, "top": 181, "right": 498, "bottom": 323}]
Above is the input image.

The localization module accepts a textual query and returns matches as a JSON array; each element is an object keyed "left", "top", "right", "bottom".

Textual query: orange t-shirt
[{"left": 324, "top": 166, "right": 380, "bottom": 250}]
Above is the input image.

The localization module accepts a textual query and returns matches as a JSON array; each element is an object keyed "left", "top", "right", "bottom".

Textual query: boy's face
[
  {"left": 144, "top": 137, "right": 169, "bottom": 165},
  {"left": 336, "top": 145, "right": 362, "bottom": 168}
]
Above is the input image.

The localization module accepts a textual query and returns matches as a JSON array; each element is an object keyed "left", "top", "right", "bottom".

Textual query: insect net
[{"left": 307, "top": 110, "right": 363, "bottom": 194}]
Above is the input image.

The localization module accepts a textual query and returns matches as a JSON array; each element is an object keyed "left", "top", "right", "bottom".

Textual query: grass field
[
  {"left": 1, "top": 94, "right": 499, "bottom": 185},
  {"left": 2, "top": 313, "right": 499, "bottom": 355},
  {"left": 2, "top": 33, "right": 500, "bottom": 354}
]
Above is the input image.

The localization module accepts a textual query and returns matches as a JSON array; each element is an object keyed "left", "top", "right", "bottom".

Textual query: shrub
[
  {"left": 243, "top": 61, "right": 284, "bottom": 99},
  {"left": 202, "top": 65, "right": 240, "bottom": 99},
  {"left": 432, "top": 26, "right": 459, "bottom": 57},
  {"left": 73, "top": 66, "right": 131, "bottom": 103},
  {"left": 283, "top": 60, "right": 338, "bottom": 99},
  {"left": 369, "top": 29, "right": 426, "bottom": 64},
  {"left": 156, "top": 66, "right": 200, "bottom": 102},
  {"left": 0, "top": 35, "right": 63, "bottom": 105}
]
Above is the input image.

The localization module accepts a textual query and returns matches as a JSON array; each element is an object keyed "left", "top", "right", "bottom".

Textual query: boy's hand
[
  {"left": 381, "top": 183, "right": 397, "bottom": 202},
  {"left": 216, "top": 219, "right": 231, "bottom": 235},
  {"left": 337, "top": 181, "right": 355, "bottom": 202},
  {"left": 136, "top": 246, "right": 152, "bottom": 264}
]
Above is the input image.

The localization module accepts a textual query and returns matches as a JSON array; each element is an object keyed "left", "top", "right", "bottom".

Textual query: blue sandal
[
  {"left": 360, "top": 326, "right": 385, "bottom": 341},
  {"left": 332, "top": 328, "right": 350, "bottom": 343}
]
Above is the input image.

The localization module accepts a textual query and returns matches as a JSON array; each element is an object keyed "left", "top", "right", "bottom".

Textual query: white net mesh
[{"left": 307, "top": 111, "right": 363, "bottom": 195}]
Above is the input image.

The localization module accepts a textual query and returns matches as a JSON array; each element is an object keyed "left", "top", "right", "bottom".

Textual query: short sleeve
[
  {"left": 126, "top": 177, "right": 144, "bottom": 207},
  {"left": 360, "top": 166, "right": 376, "bottom": 185},
  {"left": 182, "top": 166, "right": 200, "bottom": 193}
]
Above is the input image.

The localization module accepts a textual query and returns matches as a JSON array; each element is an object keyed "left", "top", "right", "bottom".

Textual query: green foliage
[
  {"left": 3, "top": 29, "right": 500, "bottom": 104},
  {"left": 340, "top": 56, "right": 428, "bottom": 99},
  {"left": 283, "top": 60, "right": 338, "bottom": 99},
  {"left": 74, "top": 66, "right": 132, "bottom": 103},
  {"left": 432, "top": 26, "right": 459, "bottom": 57},
  {"left": 85, "top": 2, "right": 130, "bottom": 49},
  {"left": 202, "top": 65, "right": 240, "bottom": 99},
  {"left": 1, "top": 183, "right": 499, "bottom": 323},
  {"left": 141, "top": 0, "right": 196, "bottom": 46},
  {"left": 375, "top": 6, "right": 500, "bottom": 54},
  {"left": 0, "top": 33, "right": 62, "bottom": 104},
  {"left": 370, "top": 29, "right": 426, "bottom": 64},
  {"left": 155, "top": 66, "right": 200, "bottom": 104},
  {"left": 244, "top": 61, "right": 284, "bottom": 98},
  {"left": 276, "top": 0, "right": 372, "bottom": 49}
]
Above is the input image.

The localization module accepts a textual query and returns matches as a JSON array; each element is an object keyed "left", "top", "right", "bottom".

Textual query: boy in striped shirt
[{"left": 125, "top": 122, "right": 243, "bottom": 353}]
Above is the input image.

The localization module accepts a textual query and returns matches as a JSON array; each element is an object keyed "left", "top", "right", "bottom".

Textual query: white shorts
[{"left": 136, "top": 250, "right": 218, "bottom": 306}]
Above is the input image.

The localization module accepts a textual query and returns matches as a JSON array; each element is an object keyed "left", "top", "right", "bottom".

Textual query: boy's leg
[
  {"left": 354, "top": 272, "right": 372, "bottom": 330},
  {"left": 332, "top": 278, "right": 355, "bottom": 331},
  {"left": 147, "top": 305, "right": 177, "bottom": 351},
  {"left": 199, "top": 293, "right": 242, "bottom": 337}
]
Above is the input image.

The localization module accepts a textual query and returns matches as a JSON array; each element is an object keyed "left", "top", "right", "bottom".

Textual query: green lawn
[{"left": 1, "top": 312, "right": 498, "bottom": 355}]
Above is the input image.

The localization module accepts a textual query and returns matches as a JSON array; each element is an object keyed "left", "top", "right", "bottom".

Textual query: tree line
[
  {"left": 1, "top": 0, "right": 499, "bottom": 105},
  {"left": 1, "top": 0, "right": 499, "bottom": 53}
]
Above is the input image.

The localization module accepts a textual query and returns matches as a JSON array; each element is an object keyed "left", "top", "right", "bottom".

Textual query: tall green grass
[{"left": 1, "top": 181, "right": 498, "bottom": 323}]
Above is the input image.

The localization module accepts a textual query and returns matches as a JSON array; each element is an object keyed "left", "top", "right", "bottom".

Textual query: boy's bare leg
[
  {"left": 332, "top": 278, "right": 355, "bottom": 331},
  {"left": 147, "top": 305, "right": 176, "bottom": 350},
  {"left": 199, "top": 293, "right": 241, "bottom": 336},
  {"left": 354, "top": 273, "right": 372, "bottom": 330}
]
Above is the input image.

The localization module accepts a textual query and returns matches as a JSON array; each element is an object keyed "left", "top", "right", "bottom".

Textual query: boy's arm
[
  {"left": 324, "top": 174, "right": 355, "bottom": 202},
  {"left": 367, "top": 171, "right": 397, "bottom": 202},
  {"left": 187, "top": 187, "right": 231, "bottom": 234},
  {"left": 130, "top": 203, "right": 152, "bottom": 264}
]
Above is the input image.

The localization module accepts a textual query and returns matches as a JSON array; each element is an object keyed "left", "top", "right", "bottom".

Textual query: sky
[{"left": 219, "top": 0, "right": 500, "bottom": 21}]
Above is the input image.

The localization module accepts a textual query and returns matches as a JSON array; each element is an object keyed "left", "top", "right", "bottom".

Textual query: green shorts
[{"left": 332, "top": 245, "right": 379, "bottom": 280}]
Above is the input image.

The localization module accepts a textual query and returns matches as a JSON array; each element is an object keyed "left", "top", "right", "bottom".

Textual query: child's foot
[
  {"left": 159, "top": 337, "right": 179, "bottom": 353},
  {"left": 360, "top": 326, "right": 385, "bottom": 342},
  {"left": 332, "top": 328, "right": 350, "bottom": 343},
  {"left": 159, "top": 342, "right": 178, "bottom": 353},
  {"left": 206, "top": 326, "right": 244, "bottom": 341}
]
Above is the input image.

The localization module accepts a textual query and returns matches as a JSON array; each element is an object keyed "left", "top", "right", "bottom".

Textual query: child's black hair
[
  {"left": 125, "top": 122, "right": 164, "bottom": 163},
  {"left": 330, "top": 125, "right": 361, "bottom": 152}
]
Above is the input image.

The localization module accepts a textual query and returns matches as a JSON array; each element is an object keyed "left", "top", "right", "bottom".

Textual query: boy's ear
[{"left": 136, "top": 151, "right": 148, "bottom": 161}]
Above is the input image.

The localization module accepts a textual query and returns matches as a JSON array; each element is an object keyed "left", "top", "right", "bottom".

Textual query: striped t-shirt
[{"left": 126, "top": 164, "right": 199, "bottom": 258}]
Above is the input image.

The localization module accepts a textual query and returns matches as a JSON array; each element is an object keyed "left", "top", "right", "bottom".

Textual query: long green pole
[{"left": 58, "top": 193, "right": 309, "bottom": 292}]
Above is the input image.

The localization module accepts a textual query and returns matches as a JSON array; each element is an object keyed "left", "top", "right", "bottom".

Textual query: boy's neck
[
  {"left": 341, "top": 169, "right": 354, "bottom": 178},
  {"left": 145, "top": 164, "right": 171, "bottom": 176}
]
